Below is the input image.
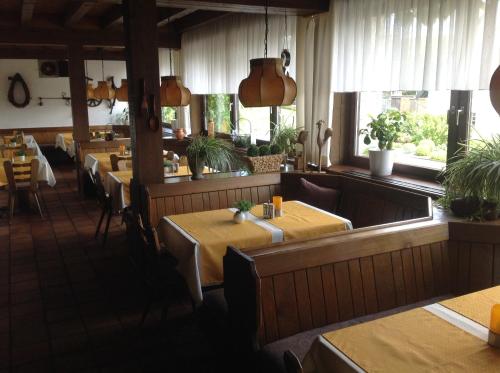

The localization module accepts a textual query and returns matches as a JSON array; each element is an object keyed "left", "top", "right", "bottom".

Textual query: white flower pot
[
  {"left": 18, "top": 155, "right": 26, "bottom": 162},
  {"left": 368, "top": 149, "right": 394, "bottom": 176},
  {"left": 233, "top": 211, "right": 248, "bottom": 224}
]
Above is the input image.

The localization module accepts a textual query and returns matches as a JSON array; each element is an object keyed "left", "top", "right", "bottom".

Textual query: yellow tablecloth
[
  {"left": 303, "top": 286, "right": 500, "bottom": 373},
  {"left": 105, "top": 170, "right": 132, "bottom": 211},
  {"left": 440, "top": 286, "right": 500, "bottom": 328},
  {"left": 158, "top": 201, "right": 352, "bottom": 304},
  {"left": 88, "top": 152, "right": 118, "bottom": 176},
  {"left": 251, "top": 201, "right": 352, "bottom": 240},
  {"left": 63, "top": 133, "right": 73, "bottom": 149}
]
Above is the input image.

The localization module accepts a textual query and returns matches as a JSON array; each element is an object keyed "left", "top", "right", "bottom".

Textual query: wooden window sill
[{"left": 327, "top": 164, "right": 444, "bottom": 199}]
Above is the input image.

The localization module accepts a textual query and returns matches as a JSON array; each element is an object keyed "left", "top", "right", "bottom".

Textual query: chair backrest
[
  {"left": 110, "top": 154, "right": 119, "bottom": 172},
  {"left": 94, "top": 171, "right": 109, "bottom": 205},
  {"left": 179, "top": 155, "right": 188, "bottom": 167},
  {"left": 3, "top": 158, "right": 39, "bottom": 191}
]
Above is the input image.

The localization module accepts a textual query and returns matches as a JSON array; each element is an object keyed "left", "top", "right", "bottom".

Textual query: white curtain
[
  {"left": 159, "top": 48, "right": 191, "bottom": 133},
  {"left": 331, "top": 0, "right": 500, "bottom": 91},
  {"left": 181, "top": 14, "right": 297, "bottom": 94},
  {"left": 296, "top": 14, "right": 334, "bottom": 166}
]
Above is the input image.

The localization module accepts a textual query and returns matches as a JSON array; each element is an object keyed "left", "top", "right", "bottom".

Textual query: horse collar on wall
[{"left": 8, "top": 73, "right": 31, "bottom": 108}]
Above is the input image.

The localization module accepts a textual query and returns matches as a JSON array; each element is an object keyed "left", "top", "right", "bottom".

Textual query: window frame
[{"left": 344, "top": 91, "right": 473, "bottom": 181}]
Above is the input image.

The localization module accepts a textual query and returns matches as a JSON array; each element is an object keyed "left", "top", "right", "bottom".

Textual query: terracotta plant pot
[
  {"left": 174, "top": 128, "right": 185, "bottom": 140},
  {"left": 482, "top": 200, "right": 498, "bottom": 221},
  {"left": 450, "top": 197, "right": 481, "bottom": 218}
]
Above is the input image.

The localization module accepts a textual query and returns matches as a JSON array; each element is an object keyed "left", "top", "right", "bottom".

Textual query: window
[
  {"left": 238, "top": 104, "right": 271, "bottom": 142},
  {"left": 356, "top": 91, "right": 451, "bottom": 171},
  {"left": 469, "top": 90, "right": 500, "bottom": 144},
  {"left": 162, "top": 107, "right": 176, "bottom": 126},
  {"left": 205, "top": 94, "right": 234, "bottom": 134}
]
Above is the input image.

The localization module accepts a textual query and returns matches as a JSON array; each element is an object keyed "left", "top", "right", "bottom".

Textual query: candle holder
[{"left": 489, "top": 304, "right": 500, "bottom": 348}]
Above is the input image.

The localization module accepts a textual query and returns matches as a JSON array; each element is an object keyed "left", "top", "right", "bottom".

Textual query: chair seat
[
  {"left": 258, "top": 295, "right": 452, "bottom": 373},
  {"left": 14, "top": 181, "right": 31, "bottom": 189}
]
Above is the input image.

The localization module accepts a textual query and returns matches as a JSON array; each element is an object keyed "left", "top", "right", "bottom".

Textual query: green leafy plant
[
  {"left": 271, "top": 124, "right": 301, "bottom": 155},
  {"left": 10, "top": 138, "right": 17, "bottom": 144},
  {"left": 233, "top": 135, "right": 251, "bottom": 149},
  {"left": 234, "top": 200, "right": 254, "bottom": 212},
  {"left": 258, "top": 145, "right": 271, "bottom": 156},
  {"left": 439, "top": 135, "right": 500, "bottom": 216},
  {"left": 247, "top": 145, "right": 259, "bottom": 157},
  {"left": 15, "top": 150, "right": 26, "bottom": 157},
  {"left": 270, "top": 144, "right": 283, "bottom": 155},
  {"left": 359, "top": 109, "right": 408, "bottom": 150},
  {"left": 187, "top": 135, "right": 236, "bottom": 172}
]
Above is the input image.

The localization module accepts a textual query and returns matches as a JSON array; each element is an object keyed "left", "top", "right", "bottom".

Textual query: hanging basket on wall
[{"left": 8, "top": 73, "right": 31, "bottom": 108}]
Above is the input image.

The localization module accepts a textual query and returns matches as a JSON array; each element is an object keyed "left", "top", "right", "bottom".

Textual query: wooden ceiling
[{"left": 0, "top": 0, "right": 329, "bottom": 51}]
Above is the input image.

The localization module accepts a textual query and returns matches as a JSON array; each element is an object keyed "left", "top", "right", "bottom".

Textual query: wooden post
[
  {"left": 122, "top": 0, "right": 163, "bottom": 212},
  {"left": 68, "top": 43, "right": 90, "bottom": 194}
]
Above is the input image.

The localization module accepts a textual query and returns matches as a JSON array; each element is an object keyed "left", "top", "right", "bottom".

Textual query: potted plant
[
  {"left": 271, "top": 124, "right": 301, "bottom": 157},
  {"left": 10, "top": 137, "right": 17, "bottom": 147},
  {"left": 186, "top": 135, "right": 235, "bottom": 180},
  {"left": 440, "top": 135, "right": 500, "bottom": 220},
  {"left": 15, "top": 150, "right": 26, "bottom": 162},
  {"left": 244, "top": 144, "right": 283, "bottom": 173},
  {"left": 359, "top": 109, "right": 407, "bottom": 176},
  {"left": 233, "top": 200, "right": 254, "bottom": 224}
]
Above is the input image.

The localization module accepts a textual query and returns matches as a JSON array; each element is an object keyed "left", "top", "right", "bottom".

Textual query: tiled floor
[{"left": 1, "top": 166, "right": 231, "bottom": 373}]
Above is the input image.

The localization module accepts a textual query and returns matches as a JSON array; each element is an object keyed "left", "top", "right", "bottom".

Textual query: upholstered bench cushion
[
  {"left": 258, "top": 295, "right": 451, "bottom": 373},
  {"left": 299, "top": 177, "right": 341, "bottom": 213}
]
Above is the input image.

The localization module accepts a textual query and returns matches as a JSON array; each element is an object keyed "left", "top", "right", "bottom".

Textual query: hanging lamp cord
[
  {"left": 264, "top": 0, "right": 269, "bottom": 58},
  {"left": 284, "top": 8, "right": 288, "bottom": 50},
  {"left": 100, "top": 48, "right": 105, "bottom": 81}
]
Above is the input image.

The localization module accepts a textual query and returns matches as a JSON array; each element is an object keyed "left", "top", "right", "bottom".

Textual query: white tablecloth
[
  {"left": 55, "top": 134, "right": 75, "bottom": 158},
  {"left": 83, "top": 154, "right": 100, "bottom": 174},
  {"left": 104, "top": 171, "right": 128, "bottom": 212},
  {"left": 24, "top": 136, "right": 56, "bottom": 186}
]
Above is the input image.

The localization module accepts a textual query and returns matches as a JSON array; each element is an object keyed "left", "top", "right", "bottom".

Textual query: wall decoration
[
  {"left": 316, "top": 120, "right": 333, "bottom": 172},
  {"left": 8, "top": 73, "right": 31, "bottom": 108},
  {"left": 38, "top": 92, "right": 71, "bottom": 106}
]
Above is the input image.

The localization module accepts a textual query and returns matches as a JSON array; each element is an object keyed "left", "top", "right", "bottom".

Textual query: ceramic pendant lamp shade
[
  {"left": 490, "top": 65, "right": 500, "bottom": 116},
  {"left": 239, "top": 58, "right": 297, "bottom": 107},
  {"left": 94, "top": 81, "right": 115, "bottom": 100},
  {"left": 86, "top": 83, "right": 95, "bottom": 100},
  {"left": 160, "top": 76, "right": 191, "bottom": 107},
  {"left": 115, "top": 79, "right": 128, "bottom": 102}
]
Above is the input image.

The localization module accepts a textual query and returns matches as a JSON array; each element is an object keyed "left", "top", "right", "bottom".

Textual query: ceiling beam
[
  {"left": 21, "top": 0, "right": 37, "bottom": 26},
  {"left": 154, "top": 0, "right": 329, "bottom": 15},
  {"left": 173, "top": 10, "right": 228, "bottom": 33},
  {"left": 157, "top": 8, "right": 197, "bottom": 27},
  {"left": 64, "top": 1, "right": 97, "bottom": 27},
  {"left": 0, "top": 27, "right": 180, "bottom": 48},
  {"left": 0, "top": 45, "right": 126, "bottom": 60},
  {"left": 99, "top": 5, "right": 123, "bottom": 29}
]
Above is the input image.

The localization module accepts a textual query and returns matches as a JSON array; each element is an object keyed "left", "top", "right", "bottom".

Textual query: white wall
[{"left": 0, "top": 59, "right": 128, "bottom": 128}]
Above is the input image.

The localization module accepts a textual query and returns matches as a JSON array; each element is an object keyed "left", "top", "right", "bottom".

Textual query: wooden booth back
[{"left": 281, "top": 172, "right": 432, "bottom": 228}]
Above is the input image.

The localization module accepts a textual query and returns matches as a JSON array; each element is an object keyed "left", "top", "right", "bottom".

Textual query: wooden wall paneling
[
  {"left": 174, "top": 196, "right": 184, "bottom": 214},
  {"left": 333, "top": 261, "right": 354, "bottom": 320},
  {"left": 209, "top": 191, "right": 220, "bottom": 210},
  {"left": 258, "top": 185, "right": 271, "bottom": 203},
  {"left": 400, "top": 248, "right": 418, "bottom": 304},
  {"left": 202, "top": 193, "right": 211, "bottom": 210},
  {"left": 191, "top": 193, "right": 204, "bottom": 212},
  {"left": 272, "top": 273, "right": 301, "bottom": 339},
  {"left": 251, "top": 187, "right": 259, "bottom": 203},
  {"left": 182, "top": 195, "right": 193, "bottom": 213},
  {"left": 348, "top": 259, "right": 366, "bottom": 317},
  {"left": 359, "top": 256, "right": 378, "bottom": 314},
  {"left": 226, "top": 189, "right": 237, "bottom": 208},
  {"left": 469, "top": 243, "right": 494, "bottom": 292},
  {"left": 390, "top": 251, "right": 407, "bottom": 306},
  {"left": 242, "top": 188, "right": 252, "bottom": 202},
  {"left": 440, "top": 241, "right": 451, "bottom": 293},
  {"left": 456, "top": 242, "right": 471, "bottom": 295},
  {"left": 306, "top": 267, "right": 327, "bottom": 327},
  {"left": 260, "top": 277, "right": 279, "bottom": 343},
  {"left": 411, "top": 246, "right": 426, "bottom": 300},
  {"left": 430, "top": 242, "right": 444, "bottom": 295},
  {"left": 218, "top": 190, "right": 228, "bottom": 209},
  {"left": 495, "top": 245, "right": 500, "bottom": 286},
  {"left": 320, "top": 265, "right": 339, "bottom": 324},
  {"left": 293, "top": 270, "right": 314, "bottom": 331},
  {"left": 372, "top": 253, "right": 397, "bottom": 311},
  {"left": 164, "top": 197, "right": 175, "bottom": 216},
  {"left": 381, "top": 201, "right": 399, "bottom": 224},
  {"left": 419, "top": 244, "right": 435, "bottom": 299},
  {"left": 447, "top": 240, "right": 459, "bottom": 293}
]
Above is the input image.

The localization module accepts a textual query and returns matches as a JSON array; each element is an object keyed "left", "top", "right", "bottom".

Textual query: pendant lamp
[
  {"left": 490, "top": 64, "right": 500, "bottom": 116},
  {"left": 93, "top": 50, "right": 115, "bottom": 100},
  {"left": 238, "top": 0, "right": 297, "bottom": 107},
  {"left": 160, "top": 46, "right": 191, "bottom": 107},
  {"left": 115, "top": 79, "right": 128, "bottom": 102}
]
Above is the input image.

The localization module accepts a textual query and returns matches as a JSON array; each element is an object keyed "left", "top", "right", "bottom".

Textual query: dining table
[
  {"left": 55, "top": 133, "right": 75, "bottom": 158},
  {"left": 157, "top": 200, "right": 353, "bottom": 304},
  {"left": 0, "top": 156, "right": 56, "bottom": 187},
  {"left": 302, "top": 285, "right": 500, "bottom": 372},
  {"left": 104, "top": 165, "right": 212, "bottom": 212}
]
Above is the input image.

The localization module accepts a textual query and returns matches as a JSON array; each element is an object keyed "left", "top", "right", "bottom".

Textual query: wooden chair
[
  {"left": 135, "top": 215, "right": 191, "bottom": 325},
  {"left": 283, "top": 350, "right": 303, "bottom": 373},
  {"left": 4, "top": 158, "right": 43, "bottom": 219},
  {"left": 179, "top": 155, "right": 188, "bottom": 167},
  {"left": 92, "top": 170, "right": 113, "bottom": 247},
  {"left": 110, "top": 153, "right": 128, "bottom": 171},
  {"left": 1, "top": 144, "right": 34, "bottom": 159}
]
